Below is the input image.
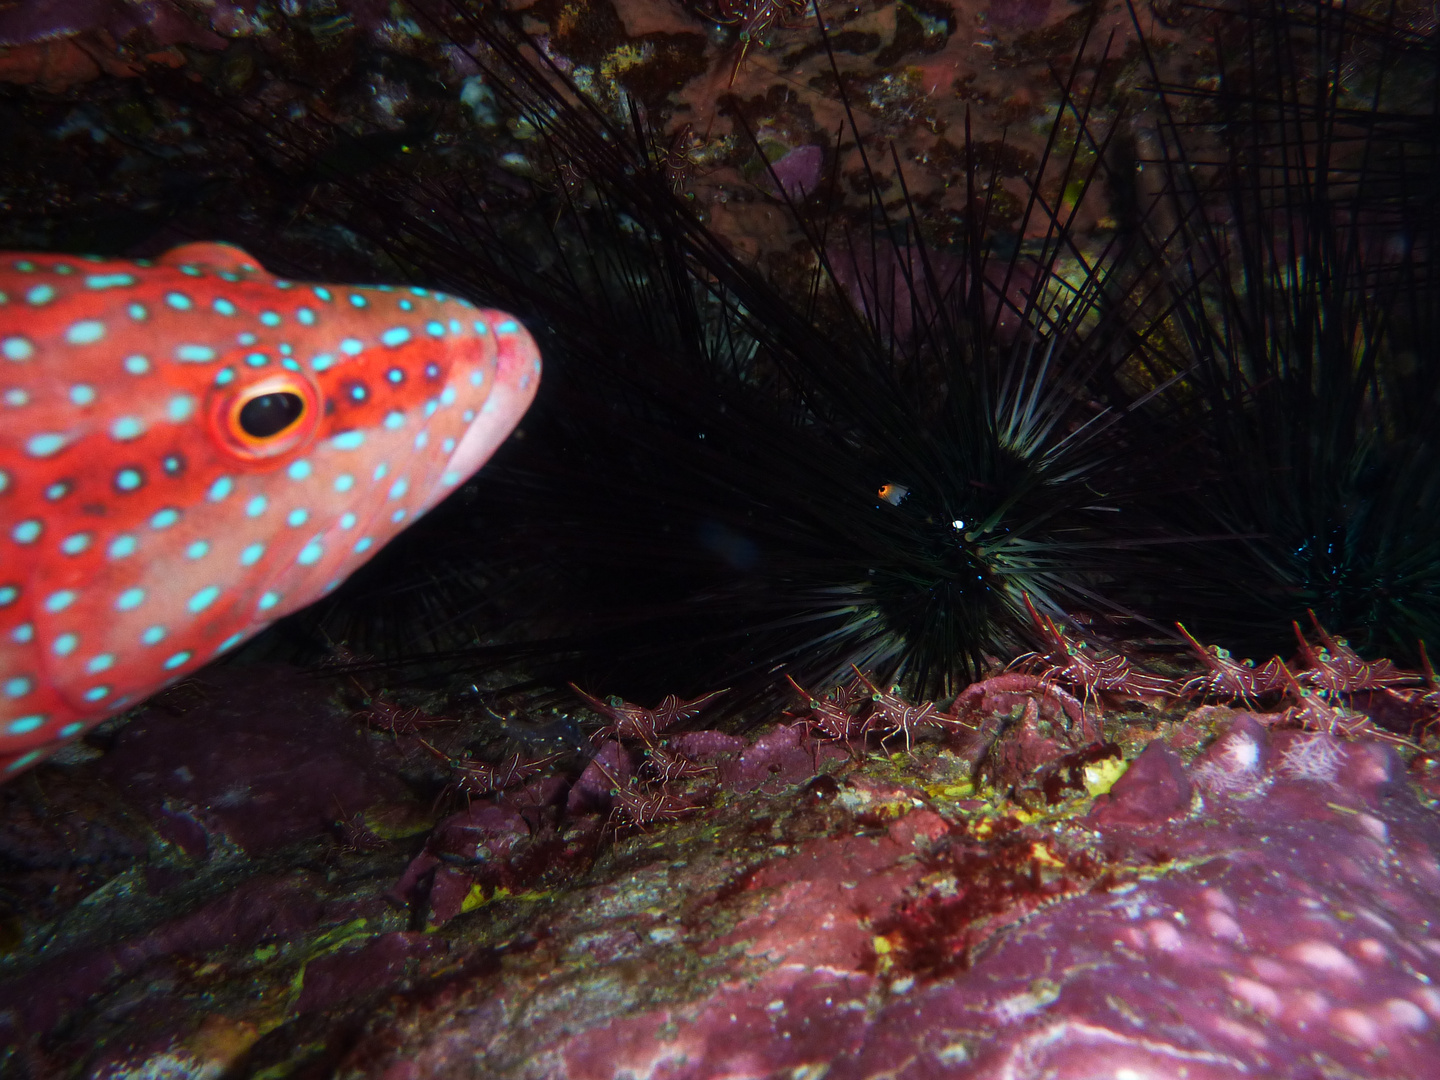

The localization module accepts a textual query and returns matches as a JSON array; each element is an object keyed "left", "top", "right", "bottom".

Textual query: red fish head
[{"left": 0, "top": 242, "right": 540, "bottom": 777}]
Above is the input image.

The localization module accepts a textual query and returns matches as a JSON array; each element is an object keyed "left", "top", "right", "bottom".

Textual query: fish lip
[
  {"left": 435, "top": 320, "right": 541, "bottom": 498},
  {"left": 439, "top": 376, "right": 538, "bottom": 493}
]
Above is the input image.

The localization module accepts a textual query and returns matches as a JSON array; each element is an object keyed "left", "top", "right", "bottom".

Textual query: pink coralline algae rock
[
  {"left": 388, "top": 802, "right": 548, "bottom": 926},
  {"left": 566, "top": 739, "right": 634, "bottom": 814},
  {"left": 1086, "top": 738, "right": 1192, "bottom": 826},
  {"left": 0, "top": 874, "right": 324, "bottom": 1042},
  {"left": 296, "top": 933, "right": 439, "bottom": 1015},
  {"left": 670, "top": 730, "right": 746, "bottom": 758},
  {"left": 14, "top": 688, "right": 1440, "bottom": 1080},
  {"left": 828, "top": 245, "right": 965, "bottom": 347},
  {"left": 0, "top": 0, "right": 114, "bottom": 46},
  {"left": 0, "top": 0, "right": 231, "bottom": 49},
  {"left": 354, "top": 717, "right": 1440, "bottom": 1079},
  {"left": 716, "top": 724, "right": 847, "bottom": 793},
  {"left": 987, "top": 0, "right": 1053, "bottom": 29},
  {"left": 0, "top": 0, "right": 402, "bottom": 48},
  {"left": 764, "top": 145, "right": 824, "bottom": 201},
  {"left": 93, "top": 664, "right": 412, "bottom": 855},
  {"left": 705, "top": 832, "right": 925, "bottom": 968},
  {"left": 563, "top": 966, "right": 877, "bottom": 1080}
]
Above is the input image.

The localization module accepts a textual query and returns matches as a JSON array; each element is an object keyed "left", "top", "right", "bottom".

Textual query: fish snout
[{"left": 436, "top": 313, "right": 541, "bottom": 498}]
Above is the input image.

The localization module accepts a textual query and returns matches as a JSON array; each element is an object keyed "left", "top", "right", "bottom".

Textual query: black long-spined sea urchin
[
  {"left": 1113, "top": 0, "right": 1440, "bottom": 661},
  {"left": 255, "top": 1, "right": 1196, "bottom": 715}
]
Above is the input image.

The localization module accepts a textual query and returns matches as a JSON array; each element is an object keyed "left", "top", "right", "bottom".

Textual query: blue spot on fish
[{"left": 188, "top": 587, "right": 220, "bottom": 613}]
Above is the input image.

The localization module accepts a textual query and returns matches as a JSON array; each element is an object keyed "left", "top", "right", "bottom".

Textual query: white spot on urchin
[
  {"left": 1277, "top": 733, "right": 1344, "bottom": 784},
  {"left": 2, "top": 335, "right": 35, "bottom": 360}
]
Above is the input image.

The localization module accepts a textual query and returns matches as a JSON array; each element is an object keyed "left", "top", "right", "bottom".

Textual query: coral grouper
[{"left": 0, "top": 242, "right": 540, "bottom": 778}]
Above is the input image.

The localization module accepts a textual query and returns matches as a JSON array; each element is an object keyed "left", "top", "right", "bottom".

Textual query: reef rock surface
[{"left": 2, "top": 669, "right": 1440, "bottom": 1078}]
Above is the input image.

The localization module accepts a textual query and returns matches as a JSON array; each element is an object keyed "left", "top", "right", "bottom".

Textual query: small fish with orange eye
[{"left": 877, "top": 482, "right": 910, "bottom": 507}]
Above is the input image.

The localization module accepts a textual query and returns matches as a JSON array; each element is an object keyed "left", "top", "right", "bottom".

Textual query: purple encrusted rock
[
  {"left": 296, "top": 933, "right": 439, "bottom": 1014},
  {"left": 1087, "top": 738, "right": 1192, "bottom": 826},
  {"left": 533, "top": 734, "right": 1440, "bottom": 1079},
  {"left": 717, "top": 724, "right": 844, "bottom": 792},
  {"left": 671, "top": 730, "right": 746, "bottom": 759},
  {"left": 987, "top": 0, "right": 1052, "bottom": 29},
  {"left": 12, "top": 682, "right": 1440, "bottom": 1080},
  {"left": 428, "top": 802, "right": 530, "bottom": 862},
  {"left": 0, "top": 874, "right": 322, "bottom": 1040},
  {"left": 0, "top": 0, "right": 117, "bottom": 46},
  {"left": 765, "top": 144, "right": 824, "bottom": 201},
  {"left": 94, "top": 664, "right": 412, "bottom": 855},
  {"left": 567, "top": 740, "right": 633, "bottom": 814}
]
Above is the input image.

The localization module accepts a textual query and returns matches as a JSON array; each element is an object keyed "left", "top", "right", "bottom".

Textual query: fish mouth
[{"left": 436, "top": 317, "right": 542, "bottom": 499}]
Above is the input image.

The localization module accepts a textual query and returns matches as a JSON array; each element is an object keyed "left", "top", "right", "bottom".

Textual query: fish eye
[
  {"left": 239, "top": 392, "right": 306, "bottom": 438},
  {"left": 210, "top": 372, "right": 321, "bottom": 461}
]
